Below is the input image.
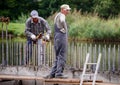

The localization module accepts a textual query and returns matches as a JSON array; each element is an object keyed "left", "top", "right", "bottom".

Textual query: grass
[
  {"left": 9, "top": 23, "right": 25, "bottom": 36},
  {"left": 1, "top": 10, "right": 120, "bottom": 41},
  {"left": 0, "top": 22, "right": 25, "bottom": 37},
  {"left": 66, "top": 10, "right": 120, "bottom": 41}
]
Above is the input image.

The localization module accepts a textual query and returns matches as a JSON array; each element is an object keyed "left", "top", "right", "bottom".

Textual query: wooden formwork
[{"left": 0, "top": 74, "right": 119, "bottom": 85}]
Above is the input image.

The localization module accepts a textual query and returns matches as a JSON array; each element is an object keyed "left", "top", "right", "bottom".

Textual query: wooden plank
[
  {"left": 45, "top": 79, "right": 119, "bottom": 85},
  {"left": 44, "top": 78, "right": 119, "bottom": 85},
  {"left": 0, "top": 74, "right": 119, "bottom": 85},
  {"left": 0, "top": 74, "right": 43, "bottom": 80},
  {"left": 83, "top": 82, "right": 120, "bottom": 85},
  {"left": 0, "top": 74, "right": 101, "bottom": 83},
  {"left": 44, "top": 78, "right": 102, "bottom": 83}
]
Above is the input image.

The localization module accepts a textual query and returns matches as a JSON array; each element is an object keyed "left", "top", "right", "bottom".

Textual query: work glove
[
  {"left": 43, "top": 34, "right": 50, "bottom": 42},
  {"left": 31, "top": 34, "right": 36, "bottom": 40}
]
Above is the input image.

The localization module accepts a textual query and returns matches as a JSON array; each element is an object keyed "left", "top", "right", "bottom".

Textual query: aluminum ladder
[{"left": 80, "top": 53, "right": 101, "bottom": 85}]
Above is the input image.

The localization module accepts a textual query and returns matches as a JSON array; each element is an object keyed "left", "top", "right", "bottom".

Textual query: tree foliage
[
  {"left": 0, "top": 0, "right": 39, "bottom": 20},
  {"left": 93, "top": 0, "right": 120, "bottom": 19},
  {"left": 0, "top": 0, "right": 120, "bottom": 20}
]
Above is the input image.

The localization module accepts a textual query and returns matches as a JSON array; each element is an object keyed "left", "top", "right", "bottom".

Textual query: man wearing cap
[
  {"left": 25, "top": 10, "right": 51, "bottom": 65},
  {"left": 45, "top": 4, "right": 71, "bottom": 78}
]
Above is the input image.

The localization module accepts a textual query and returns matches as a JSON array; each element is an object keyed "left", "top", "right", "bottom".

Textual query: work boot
[
  {"left": 44, "top": 74, "right": 55, "bottom": 79},
  {"left": 55, "top": 75, "right": 68, "bottom": 79}
]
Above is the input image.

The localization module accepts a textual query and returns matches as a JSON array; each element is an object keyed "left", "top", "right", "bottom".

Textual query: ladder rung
[
  {"left": 86, "top": 63, "right": 97, "bottom": 65},
  {"left": 83, "top": 74, "right": 94, "bottom": 76},
  {"left": 80, "top": 53, "right": 102, "bottom": 85}
]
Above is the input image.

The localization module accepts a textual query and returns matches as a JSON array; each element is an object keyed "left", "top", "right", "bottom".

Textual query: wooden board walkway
[
  {"left": 0, "top": 74, "right": 119, "bottom": 85},
  {"left": 44, "top": 78, "right": 119, "bottom": 85}
]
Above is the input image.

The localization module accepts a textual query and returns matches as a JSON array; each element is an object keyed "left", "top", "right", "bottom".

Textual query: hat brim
[
  {"left": 32, "top": 15, "right": 39, "bottom": 18},
  {"left": 66, "top": 8, "right": 71, "bottom": 10}
]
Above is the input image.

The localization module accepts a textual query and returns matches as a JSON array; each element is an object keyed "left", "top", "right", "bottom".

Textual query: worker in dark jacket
[
  {"left": 45, "top": 4, "right": 71, "bottom": 78},
  {"left": 25, "top": 10, "right": 51, "bottom": 65}
]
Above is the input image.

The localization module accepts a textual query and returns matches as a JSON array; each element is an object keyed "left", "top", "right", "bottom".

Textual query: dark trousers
[
  {"left": 50, "top": 36, "right": 67, "bottom": 76},
  {"left": 25, "top": 39, "right": 32, "bottom": 64}
]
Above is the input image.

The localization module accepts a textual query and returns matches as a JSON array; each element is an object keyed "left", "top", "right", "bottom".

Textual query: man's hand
[
  {"left": 43, "top": 34, "right": 50, "bottom": 42},
  {"left": 45, "top": 34, "right": 50, "bottom": 40},
  {"left": 31, "top": 34, "right": 36, "bottom": 40},
  {"left": 31, "top": 33, "right": 43, "bottom": 44}
]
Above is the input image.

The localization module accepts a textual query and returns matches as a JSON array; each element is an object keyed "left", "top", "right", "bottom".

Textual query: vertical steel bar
[
  {"left": 108, "top": 45, "right": 111, "bottom": 71},
  {"left": 11, "top": 42, "right": 13, "bottom": 66},
  {"left": 52, "top": 43, "right": 55, "bottom": 67},
  {"left": 89, "top": 43, "right": 92, "bottom": 62},
  {"left": 50, "top": 42, "right": 52, "bottom": 66},
  {"left": 23, "top": 43, "right": 26, "bottom": 66},
  {"left": 32, "top": 43, "right": 35, "bottom": 67},
  {"left": 102, "top": 45, "right": 105, "bottom": 72},
  {"left": 47, "top": 42, "right": 49, "bottom": 67},
  {"left": 28, "top": 42, "right": 31, "bottom": 66},
  {"left": 112, "top": 45, "right": 115, "bottom": 72},
  {"left": 35, "top": 44, "right": 37, "bottom": 67},
  {"left": 9, "top": 34, "right": 11, "bottom": 65},
  {"left": 19, "top": 43, "right": 22, "bottom": 65},
  {"left": 74, "top": 43, "right": 76, "bottom": 68},
  {"left": 118, "top": 45, "right": 120, "bottom": 70},
  {"left": 16, "top": 42, "right": 18, "bottom": 66},
  {"left": 5, "top": 21, "right": 8, "bottom": 66},
  {"left": 78, "top": 43, "right": 80, "bottom": 68},
  {"left": 1, "top": 19, "right": 4, "bottom": 65},
  {"left": 104, "top": 45, "right": 107, "bottom": 71},
  {"left": 80, "top": 43, "right": 83, "bottom": 67}
]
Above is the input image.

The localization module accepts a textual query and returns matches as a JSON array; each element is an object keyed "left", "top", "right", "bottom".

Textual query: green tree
[
  {"left": 93, "top": 0, "right": 120, "bottom": 19},
  {"left": 0, "top": 0, "right": 39, "bottom": 20},
  {"left": 0, "top": 0, "right": 120, "bottom": 20}
]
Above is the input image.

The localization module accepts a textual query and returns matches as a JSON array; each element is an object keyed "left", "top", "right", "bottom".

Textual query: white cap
[
  {"left": 30, "top": 10, "right": 39, "bottom": 18},
  {"left": 60, "top": 4, "right": 71, "bottom": 10}
]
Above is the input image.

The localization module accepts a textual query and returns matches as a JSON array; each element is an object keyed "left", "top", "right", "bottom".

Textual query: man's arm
[
  {"left": 59, "top": 14, "right": 67, "bottom": 33},
  {"left": 41, "top": 18, "right": 51, "bottom": 41},
  {"left": 25, "top": 18, "right": 36, "bottom": 40}
]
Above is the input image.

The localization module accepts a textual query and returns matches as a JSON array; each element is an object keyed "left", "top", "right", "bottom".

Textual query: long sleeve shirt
[
  {"left": 54, "top": 12, "right": 68, "bottom": 33},
  {"left": 25, "top": 17, "right": 51, "bottom": 39}
]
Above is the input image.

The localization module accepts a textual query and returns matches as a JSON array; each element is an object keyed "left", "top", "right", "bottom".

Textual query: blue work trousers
[{"left": 50, "top": 33, "right": 67, "bottom": 76}]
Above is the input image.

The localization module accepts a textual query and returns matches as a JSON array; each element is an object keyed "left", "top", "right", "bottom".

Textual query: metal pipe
[{"left": 1, "top": 17, "right": 5, "bottom": 66}]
